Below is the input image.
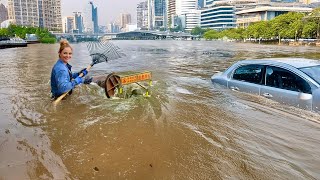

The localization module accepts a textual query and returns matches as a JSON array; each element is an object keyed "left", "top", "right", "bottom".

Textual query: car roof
[{"left": 238, "top": 58, "right": 320, "bottom": 69}]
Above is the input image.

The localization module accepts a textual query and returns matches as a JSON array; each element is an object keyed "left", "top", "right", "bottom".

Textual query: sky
[{"left": 1, "top": 0, "right": 143, "bottom": 25}]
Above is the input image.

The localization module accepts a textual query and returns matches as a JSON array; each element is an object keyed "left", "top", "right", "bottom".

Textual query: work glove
[
  {"left": 74, "top": 76, "right": 83, "bottom": 85},
  {"left": 84, "top": 76, "right": 93, "bottom": 84},
  {"left": 79, "top": 68, "right": 88, "bottom": 76}
]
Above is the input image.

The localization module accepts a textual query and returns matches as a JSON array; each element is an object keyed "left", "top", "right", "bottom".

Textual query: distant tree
[
  {"left": 303, "top": 8, "right": 320, "bottom": 40},
  {"left": 270, "top": 12, "right": 304, "bottom": 43},
  {"left": 191, "top": 26, "right": 207, "bottom": 35}
]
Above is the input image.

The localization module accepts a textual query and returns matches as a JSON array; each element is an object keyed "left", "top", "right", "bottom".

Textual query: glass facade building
[{"left": 200, "top": 5, "right": 236, "bottom": 30}]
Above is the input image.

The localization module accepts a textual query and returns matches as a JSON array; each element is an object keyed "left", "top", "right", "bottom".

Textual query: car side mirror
[{"left": 298, "top": 92, "right": 312, "bottom": 100}]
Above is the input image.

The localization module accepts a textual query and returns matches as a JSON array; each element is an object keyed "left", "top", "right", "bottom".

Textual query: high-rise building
[
  {"left": 0, "top": 3, "right": 8, "bottom": 24},
  {"left": 185, "top": 9, "right": 200, "bottom": 31},
  {"left": 83, "top": 1, "right": 98, "bottom": 34},
  {"left": 137, "top": 1, "right": 148, "bottom": 29},
  {"left": 7, "top": 0, "right": 62, "bottom": 32},
  {"left": 62, "top": 16, "right": 75, "bottom": 33},
  {"left": 148, "top": 0, "right": 166, "bottom": 30},
  {"left": 176, "top": 0, "right": 198, "bottom": 15},
  {"left": 73, "top": 12, "right": 83, "bottom": 33},
  {"left": 107, "top": 22, "right": 120, "bottom": 33},
  {"left": 8, "top": 0, "right": 39, "bottom": 27},
  {"left": 120, "top": 13, "right": 132, "bottom": 29},
  {"left": 200, "top": 5, "right": 236, "bottom": 30},
  {"left": 167, "top": 0, "right": 176, "bottom": 28},
  {"left": 175, "top": 0, "right": 198, "bottom": 30},
  {"left": 42, "top": 0, "right": 62, "bottom": 32}
]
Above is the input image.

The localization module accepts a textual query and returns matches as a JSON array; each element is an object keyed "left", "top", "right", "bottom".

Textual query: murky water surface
[{"left": 0, "top": 41, "right": 320, "bottom": 179}]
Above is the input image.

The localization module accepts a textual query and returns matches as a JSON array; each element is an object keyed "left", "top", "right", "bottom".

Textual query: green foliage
[
  {"left": 191, "top": 26, "right": 207, "bottom": 35},
  {"left": 0, "top": 25, "right": 56, "bottom": 43},
  {"left": 202, "top": 11, "right": 319, "bottom": 41},
  {"left": 40, "top": 37, "right": 56, "bottom": 44},
  {"left": 203, "top": 30, "right": 220, "bottom": 39}
]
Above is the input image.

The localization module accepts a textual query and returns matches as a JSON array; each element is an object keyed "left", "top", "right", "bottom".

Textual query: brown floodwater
[{"left": 0, "top": 41, "right": 320, "bottom": 179}]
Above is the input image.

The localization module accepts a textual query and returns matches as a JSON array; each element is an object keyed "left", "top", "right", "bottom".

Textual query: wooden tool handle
[{"left": 53, "top": 65, "right": 92, "bottom": 106}]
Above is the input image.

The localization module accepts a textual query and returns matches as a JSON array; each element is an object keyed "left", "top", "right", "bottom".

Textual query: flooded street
[{"left": 0, "top": 40, "right": 320, "bottom": 179}]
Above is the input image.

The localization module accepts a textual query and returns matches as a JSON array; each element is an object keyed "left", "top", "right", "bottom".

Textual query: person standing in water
[{"left": 50, "top": 39, "right": 90, "bottom": 99}]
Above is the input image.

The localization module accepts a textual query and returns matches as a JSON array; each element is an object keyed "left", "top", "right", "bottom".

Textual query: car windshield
[{"left": 299, "top": 65, "right": 320, "bottom": 84}]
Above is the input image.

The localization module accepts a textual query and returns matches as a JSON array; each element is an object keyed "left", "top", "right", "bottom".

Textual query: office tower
[
  {"left": 200, "top": 5, "right": 235, "bottom": 30},
  {"left": 62, "top": 16, "right": 75, "bottom": 33},
  {"left": 137, "top": 1, "right": 148, "bottom": 29},
  {"left": 120, "top": 13, "right": 132, "bottom": 29},
  {"left": 0, "top": 3, "right": 8, "bottom": 24},
  {"left": 167, "top": 0, "right": 176, "bottom": 28},
  {"left": 73, "top": 12, "right": 83, "bottom": 33},
  {"left": 83, "top": 1, "right": 98, "bottom": 34},
  {"left": 148, "top": 0, "right": 166, "bottom": 29},
  {"left": 7, "top": 0, "right": 62, "bottom": 32}
]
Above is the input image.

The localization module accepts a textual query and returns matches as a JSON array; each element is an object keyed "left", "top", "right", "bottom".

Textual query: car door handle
[
  {"left": 262, "top": 93, "right": 273, "bottom": 98},
  {"left": 230, "top": 86, "right": 239, "bottom": 91}
]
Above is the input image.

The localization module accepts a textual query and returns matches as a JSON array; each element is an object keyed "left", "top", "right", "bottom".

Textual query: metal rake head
[{"left": 87, "top": 40, "right": 125, "bottom": 65}]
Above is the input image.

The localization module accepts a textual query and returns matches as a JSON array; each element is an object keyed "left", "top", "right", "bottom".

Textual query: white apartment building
[
  {"left": 176, "top": 0, "right": 198, "bottom": 16},
  {"left": 7, "top": 0, "right": 62, "bottom": 32},
  {"left": 8, "top": 0, "right": 39, "bottom": 27},
  {"left": 185, "top": 9, "right": 200, "bottom": 31},
  {"left": 137, "top": 1, "right": 148, "bottom": 29},
  {"left": 175, "top": 0, "right": 198, "bottom": 30},
  {"left": 167, "top": 0, "right": 176, "bottom": 28}
]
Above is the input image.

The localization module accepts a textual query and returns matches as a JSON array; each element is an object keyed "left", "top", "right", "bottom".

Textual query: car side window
[
  {"left": 266, "top": 66, "right": 311, "bottom": 94},
  {"left": 232, "top": 64, "right": 264, "bottom": 84}
]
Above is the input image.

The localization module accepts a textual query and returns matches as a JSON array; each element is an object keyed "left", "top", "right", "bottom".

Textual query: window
[
  {"left": 232, "top": 64, "right": 264, "bottom": 84},
  {"left": 266, "top": 66, "right": 311, "bottom": 94},
  {"left": 299, "top": 65, "right": 320, "bottom": 85}
]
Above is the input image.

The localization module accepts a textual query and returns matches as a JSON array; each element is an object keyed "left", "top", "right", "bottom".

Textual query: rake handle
[{"left": 53, "top": 65, "right": 92, "bottom": 106}]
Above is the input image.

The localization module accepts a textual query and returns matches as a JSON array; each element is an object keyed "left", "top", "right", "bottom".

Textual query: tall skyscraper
[
  {"left": 167, "top": 0, "right": 176, "bottom": 28},
  {"left": 83, "top": 1, "right": 98, "bottom": 34},
  {"left": 148, "top": 0, "right": 166, "bottom": 30},
  {"left": 0, "top": 3, "right": 8, "bottom": 24},
  {"left": 7, "top": 0, "right": 62, "bottom": 32},
  {"left": 137, "top": 1, "right": 148, "bottom": 29},
  {"left": 120, "top": 13, "right": 131, "bottom": 29},
  {"left": 73, "top": 12, "right": 83, "bottom": 33}
]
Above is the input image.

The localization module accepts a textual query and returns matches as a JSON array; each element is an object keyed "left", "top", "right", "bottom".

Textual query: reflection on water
[{"left": 0, "top": 41, "right": 320, "bottom": 179}]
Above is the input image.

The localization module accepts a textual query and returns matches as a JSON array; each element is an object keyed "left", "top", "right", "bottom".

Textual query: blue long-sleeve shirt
[{"left": 51, "top": 59, "right": 80, "bottom": 97}]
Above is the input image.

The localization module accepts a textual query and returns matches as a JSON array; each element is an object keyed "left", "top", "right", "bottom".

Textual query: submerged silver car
[{"left": 211, "top": 58, "right": 320, "bottom": 112}]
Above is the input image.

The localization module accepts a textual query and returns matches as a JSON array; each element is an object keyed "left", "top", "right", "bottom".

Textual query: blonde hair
[{"left": 58, "top": 39, "right": 72, "bottom": 54}]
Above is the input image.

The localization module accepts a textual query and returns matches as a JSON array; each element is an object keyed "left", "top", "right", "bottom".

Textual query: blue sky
[{"left": 1, "top": 0, "right": 142, "bottom": 25}]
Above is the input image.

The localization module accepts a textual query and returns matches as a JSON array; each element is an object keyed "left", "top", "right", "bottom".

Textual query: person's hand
[
  {"left": 79, "top": 68, "right": 88, "bottom": 76},
  {"left": 84, "top": 76, "right": 93, "bottom": 84},
  {"left": 74, "top": 76, "right": 83, "bottom": 85}
]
